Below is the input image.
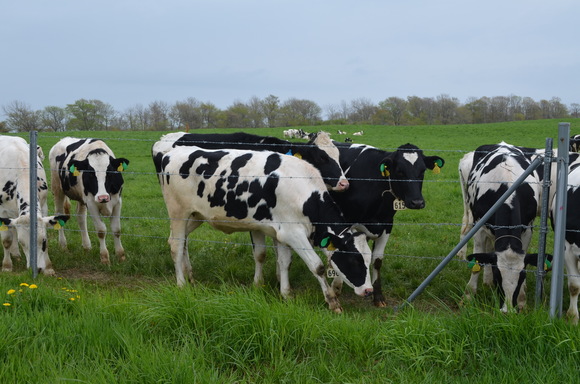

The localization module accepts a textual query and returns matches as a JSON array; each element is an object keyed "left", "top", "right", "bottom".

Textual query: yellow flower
[
  {"left": 3, "top": 303, "right": 11, "bottom": 307},
  {"left": 7, "top": 289, "right": 16, "bottom": 295},
  {"left": 69, "top": 297, "right": 75, "bottom": 301},
  {"left": 28, "top": 284, "right": 38, "bottom": 289},
  {"left": 19, "top": 283, "right": 29, "bottom": 287}
]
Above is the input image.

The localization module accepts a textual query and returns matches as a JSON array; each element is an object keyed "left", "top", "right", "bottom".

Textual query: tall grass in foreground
[{"left": 2, "top": 273, "right": 580, "bottom": 383}]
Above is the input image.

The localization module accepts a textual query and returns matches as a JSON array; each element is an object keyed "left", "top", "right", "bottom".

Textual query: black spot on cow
[
  {"left": 224, "top": 190, "right": 249, "bottom": 219},
  {"left": 228, "top": 153, "right": 253, "bottom": 189},
  {"left": 264, "top": 153, "right": 282, "bottom": 174},
  {"left": 253, "top": 203, "right": 273, "bottom": 221},
  {"left": 235, "top": 181, "right": 249, "bottom": 196},
  {"left": 247, "top": 174, "right": 278, "bottom": 209},
  {"left": 197, "top": 181, "right": 205, "bottom": 197},
  {"left": 208, "top": 177, "right": 227, "bottom": 207}
]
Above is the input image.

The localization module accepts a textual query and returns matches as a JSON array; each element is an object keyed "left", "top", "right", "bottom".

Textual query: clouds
[{"left": 1, "top": 0, "right": 578, "bottom": 118}]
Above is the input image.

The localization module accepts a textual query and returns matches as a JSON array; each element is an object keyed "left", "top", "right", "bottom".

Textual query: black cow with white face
[
  {"left": 152, "top": 143, "right": 373, "bottom": 313},
  {"left": 461, "top": 142, "right": 544, "bottom": 312},
  {"left": 49, "top": 137, "right": 130, "bottom": 265},
  {"left": 327, "top": 142, "right": 445, "bottom": 307}
]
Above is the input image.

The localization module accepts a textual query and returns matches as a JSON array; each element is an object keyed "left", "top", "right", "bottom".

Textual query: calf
[
  {"left": 326, "top": 142, "right": 445, "bottom": 307},
  {"left": 49, "top": 137, "right": 129, "bottom": 265},
  {"left": 152, "top": 144, "right": 373, "bottom": 313},
  {"left": 0, "top": 135, "right": 68, "bottom": 275},
  {"left": 460, "top": 142, "right": 543, "bottom": 312}
]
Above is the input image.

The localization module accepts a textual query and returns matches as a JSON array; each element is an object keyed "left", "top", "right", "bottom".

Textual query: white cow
[
  {"left": 49, "top": 137, "right": 130, "bottom": 265},
  {"left": 0, "top": 135, "right": 69, "bottom": 275}
]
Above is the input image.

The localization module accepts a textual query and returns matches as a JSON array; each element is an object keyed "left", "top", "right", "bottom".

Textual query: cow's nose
[
  {"left": 337, "top": 179, "right": 349, "bottom": 191},
  {"left": 407, "top": 199, "right": 425, "bottom": 209},
  {"left": 364, "top": 288, "right": 374, "bottom": 297},
  {"left": 97, "top": 194, "right": 110, "bottom": 203}
]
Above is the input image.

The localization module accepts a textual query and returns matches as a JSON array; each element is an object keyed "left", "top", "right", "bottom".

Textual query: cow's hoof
[{"left": 374, "top": 300, "right": 387, "bottom": 308}]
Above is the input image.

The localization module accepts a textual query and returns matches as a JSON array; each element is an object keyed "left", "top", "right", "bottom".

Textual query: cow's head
[
  {"left": 0, "top": 214, "right": 69, "bottom": 274},
  {"left": 69, "top": 150, "right": 129, "bottom": 203},
  {"left": 319, "top": 231, "right": 373, "bottom": 297},
  {"left": 380, "top": 143, "right": 445, "bottom": 209},
  {"left": 570, "top": 135, "right": 580, "bottom": 153},
  {"left": 304, "top": 132, "right": 349, "bottom": 192},
  {"left": 466, "top": 251, "right": 548, "bottom": 312}
]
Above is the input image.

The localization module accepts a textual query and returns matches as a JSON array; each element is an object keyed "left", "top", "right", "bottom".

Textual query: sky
[{"left": 1, "top": 0, "right": 579, "bottom": 119}]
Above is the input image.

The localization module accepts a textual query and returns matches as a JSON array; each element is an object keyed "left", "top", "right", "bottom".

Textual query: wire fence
[{"left": 0, "top": 128, "right": 577, "bottom": 313}]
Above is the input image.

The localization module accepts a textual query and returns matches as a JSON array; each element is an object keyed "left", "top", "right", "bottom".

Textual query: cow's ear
[
  {"left": 425, "top": 156, "right": 445, "bottom": 174},
  {"left": 466, "top": 253, "right": 496, "bottom": 272},
  {"left": 0, "top": 217, "right": 12, "bottom": 231},
  {"left": 379, "top": 157, "right": 394, "bottom": 177},
  {"left": 44, "top": 215, "right": 70, "bottom": 230},
  {"left": 524, "top": 253, "right": 553, "bottom": 271},
  {"left": 112, "top": 157, "right": 130, "bottom": 172},
  {"left": 69, "top": 159, "right": 88, "bottom": 175}
]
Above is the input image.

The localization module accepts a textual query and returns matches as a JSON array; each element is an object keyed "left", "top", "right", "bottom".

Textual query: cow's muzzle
[{"left": 97, "top": 194, "right": 111, "bottom": 203}]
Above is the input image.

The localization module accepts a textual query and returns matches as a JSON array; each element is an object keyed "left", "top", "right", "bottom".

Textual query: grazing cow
[
  {"left": 49, "top": 137, "right": 130, "bottom": 265},
  {"left": 460, "top": 142, "right": 544, "bottom": 312},
  {"left": 551, "top": 157, "right": 580, "bottom": 324},
  {"left": 353, "top": 131, "right": 364, "bottom": 136},
  {"left": 152, "top": 144, "right": 373, "bottom": 313},
  {"left": 283, "top": 129, "right": 300, "bottom": 139},
  {"left": 0, "top": 136, "right": 69, "bottom": 275},
  {"left": 337, "top": 130, "right": 346, "bottom": 135},
  {"left": 154, "top": 131, "right": 349, "bottom": 192}
]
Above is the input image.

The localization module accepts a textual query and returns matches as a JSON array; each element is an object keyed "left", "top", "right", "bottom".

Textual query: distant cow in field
[
  {"left": 0, "top": 135, "right": 69, "bottom": 275},
  {"left": 49, "top": 137, "right": 130, "bottom": 265},
  {"left": 459, "top": 142, "right": 545, "bottom": 312},
  {"left": 353, "top": 131, "right": 364, "bottom": 136},
  {"left": 152, "top": 143, "right": 373, "bottom": 313}
]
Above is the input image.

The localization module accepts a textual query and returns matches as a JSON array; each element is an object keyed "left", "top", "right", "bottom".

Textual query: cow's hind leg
[
  {"left": 276, "top": 242, "right": 293, "bottom": 299},
  {"left": 565, "top": 244, "right": 580, "bottom": 324},
  {"left": 250, "top": 231, "right": 267, "bottom": 286},
  {"left": 1, "top": 229, "right": 15, "bottom": 272}
]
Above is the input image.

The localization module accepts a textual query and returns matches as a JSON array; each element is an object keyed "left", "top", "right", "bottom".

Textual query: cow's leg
[
  {"left": 281, "top": 233, "right": 342, "bottom": 313},
  {"left": 53, "top": 190, "right": 69, "bottom": 250},
  {"left": 565, "top": 244, "right": 580, "bottom": 324},
  {"left": 86, "top": 204, "right": 109, "bottom": 265},
  {"left": 370, "top": 233, "right": 389, "bottom": 307},
  {"left": 76, "top": 203, "right": 91, "bottom": 251},
  {"left": 110, "top": 201, "right": 125, "bottom": 262},
  {"left": 250, "top": 231, "right": 267, "bottom": 286},
  {"left": 275, "top": 242, "right": 293, "bottom": 299},
  {"left": 168, "top": 215, "right": 200, "bottom": 286},
  {"left": 472, "top": 230, "right": 492, "bottom": 288},
  {"left": 1, "top": 229, "right": 14, "bottom": 272}
]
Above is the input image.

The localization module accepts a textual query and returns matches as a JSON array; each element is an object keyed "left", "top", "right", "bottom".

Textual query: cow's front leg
[
  {"left": 87, "top": 203, "right": 109, "bottom": 264},
  {"left": 77, "top": 203, "right": 91, "bottom": 251},
  {"left": 370, "top": 234, "right": 389, "bottom": 307},
  {"left": 1, "top": 229, "right": 15, "bottom": 272},
  {"left": 110, "top": 201, "right": 125, "bottom": 262},
  {"left": 276, "top": 243, "right": 293, "bottom": 299},
  {"left": 565, "top": 247, "right": 580, "bottom": 325},
  {"left": 463, "top": 270, "right": 480, "bottom": 302}
]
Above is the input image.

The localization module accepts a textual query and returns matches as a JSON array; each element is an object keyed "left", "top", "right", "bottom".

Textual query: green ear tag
[
  {"left": 58, "top": 219, "right": 65, "bottom": 227},
  {"left": 380, "top": 164, "right": 390, "bottom": 177},
  {"left": 435, "top": 159, "right": 443, "bottom": 167},
  {"left": 320, "top": 237, "right": 330, "bottom": 247},
  {"left": 545, "top": 259, "right": 552, "bottom": 271},
  {"left": 467, "top": 259, "right": 475, "bottom": 269},
  {"left": 122, "top": 162, "right": 128, "bottom": 171},
  {"left": 69, "top": 164, "right": 75, "bottom": 173}
]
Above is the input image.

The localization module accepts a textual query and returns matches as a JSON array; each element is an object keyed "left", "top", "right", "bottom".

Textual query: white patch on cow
[{"left": 402, "top": 152, "right": 419, "bottom": 165}]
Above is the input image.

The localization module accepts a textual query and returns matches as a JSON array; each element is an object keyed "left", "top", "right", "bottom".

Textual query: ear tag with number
[
  {"left": 294, "top": 152, "right": 302, "bottom": 160},
  {"left": 467, "top": 259, "right": 481, "bottom": 272},
  {"left": 117, "top": 162, "right": 129, "bottom": 172},
  {"left": 69, "top": 165, "right": 80, "bottom": 177},
  {"left": 433, "top": 164, "right": 441, "bottom": 174},
  {"left": 53, "top": 219, "right": 66, "bottom": 230}
]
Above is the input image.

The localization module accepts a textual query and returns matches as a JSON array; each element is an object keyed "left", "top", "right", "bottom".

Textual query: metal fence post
[
  {"left": 29, "top": 131, "right": 38, "bottom": 278},
  {"left": 549, "top": 123, "right": 570, "bottom": 318},
  {"left": 535, "top": 138, "right": 553, "bottom": 307}
]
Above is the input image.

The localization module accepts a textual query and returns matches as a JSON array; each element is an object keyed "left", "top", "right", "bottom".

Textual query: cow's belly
[{"left": 207, "top": 215, "right": 277, "bottom": 237}]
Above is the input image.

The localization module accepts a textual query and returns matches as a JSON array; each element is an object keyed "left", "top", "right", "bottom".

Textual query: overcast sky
[{"left": 2, "top": 0, "right": 578, "bottom": 119}]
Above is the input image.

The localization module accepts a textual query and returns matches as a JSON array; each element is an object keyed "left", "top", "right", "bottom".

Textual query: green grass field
[{"left": 2, "top": 119, "right": 580, "bottom": 383}]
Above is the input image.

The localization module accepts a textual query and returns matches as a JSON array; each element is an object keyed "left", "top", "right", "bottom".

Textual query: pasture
[{"left": 2, "top": 119, "right": 580, "bottom": 382}]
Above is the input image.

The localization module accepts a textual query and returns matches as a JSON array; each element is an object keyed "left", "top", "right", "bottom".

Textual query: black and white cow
[
  {"left": 551, "top": 156, "right": 580, "bottom": 324},
  {"left": 0, "top": 135, "right": 69, "bottom": 275},
  {"left": 459, "top": 142, "right": 544, "bottom": 312},
  {"left": 152, "top": 143, "right": 373, "bottom": 313},
  {"left": 325, "top": 142, "right": 445, "bottom": 307},
  {"left": 49, "top": 137, "right": 130, "bottom": 265},
  {"left": 156, "top": 131, "right": 349, "bottom": 191},
  {"left": 153, "top": 131, "right": 350, "bottom": 295}
]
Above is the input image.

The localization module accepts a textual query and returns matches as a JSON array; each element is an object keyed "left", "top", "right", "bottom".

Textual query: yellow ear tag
[
  {"left": 0, "top": 223, "right": 7, "bottom": 231},
  {"left": 433, "top": 164, "right": 441, "bottom": 174},
  {"left": 293, "top": 152, "right": 302, "bottom": 160},
  {"left": 380, "top": 164, "right": 390, "bottom": 177},
  {"left": 472, "top": 263, "right": 481, "bottom": 272},
  {"left": 53, "top": 222, "right": 62, "bottom": 230},
  {"left": 327, "top": 242, "right": 336, "bottom": 251},
  {"left": 117, "top": 164, "right": 124, "bottom": 172}
]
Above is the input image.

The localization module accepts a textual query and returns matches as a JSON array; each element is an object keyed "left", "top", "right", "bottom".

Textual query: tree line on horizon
[{"left": 1, "top": 94, "right": 578, "bottom": 133}]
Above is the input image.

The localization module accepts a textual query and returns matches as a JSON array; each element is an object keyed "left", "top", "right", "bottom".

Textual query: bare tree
[
  {"left": 278, "top": 98, "right": 321, "bottom": 126},
  {"left": 570, "top": 103, "right": 580, "bottom": 118},
  {"left": 170, "top": 98, "right": 203, "bottom": 130},
  {"left": 148, "top": 101, "right": 171, "bottom": 131},
  {"left": 435, "top": 94, "right": 460, "bottom": 124},
  {"left": 378, "top": 97, "right": 408, "bottom": 125},
  {"left": 261, "top": 95, "right": 280, "bottom": 127},
  {"left": 2, "top": 100, "right": 42, "bottom": 132},
  {"left": 325, "top": 100, "right": 351, "bottom": 122},
  {"left": 246, "top": 96, "right": 265, "bottom": 128},
  {"left": 348, "top": 97, "right": 376, "bottom": 123},
  {"left": 42, "top": 106, "right": 68, "bottom": 132},
  {"left": 522, "top": 97, "right": 540, "bottom": 120}
]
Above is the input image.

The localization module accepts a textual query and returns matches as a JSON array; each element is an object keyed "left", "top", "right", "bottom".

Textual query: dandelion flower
[
  {"left": 3, "top": 303, "right": 11, "bottom": 307},
  {"left": 69, "top": 298, "right": 75, "bottom": 301},
  {"left": 19, "top": 283, "right": 29, "bottom": 287},
  {"left": 7, "top": 289, "right": 16, "bottom": 295},
  {"left": 29, "top": 284, "right": 38, "bottom": 289}
]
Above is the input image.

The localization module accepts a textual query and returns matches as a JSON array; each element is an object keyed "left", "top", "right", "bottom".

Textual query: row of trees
[{"left": 2, "top": 94, "right": 578, "bottom": 132}]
